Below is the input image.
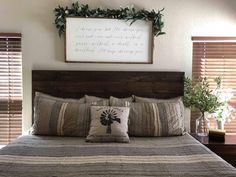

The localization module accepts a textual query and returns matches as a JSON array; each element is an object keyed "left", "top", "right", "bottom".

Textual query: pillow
[
  {"left": 110, "top": 97, "right": 184, "bottom": 136},
  {"left": 109, "top": 96, "right": 133, "bottom": 106},
  {"left": 32, "top": 92, "right": 108, "bottom": 136},
  {"left": 85, "top": 95, "right": 109, "bottom": 104},
  {"left": 129, "top": 102, "right": 184, "bottom": 136},
  {"left": 35, "top": 92, "right": 85, "bottom": 103},
  {"left": 134, "top": 95, "right": 189, "bottom": 132},
  {"left": 134, "top": 95, "right": 182, "bottom": 103},
  {"left": 86, "top": 106, "right": 130, "bottom": 143}
]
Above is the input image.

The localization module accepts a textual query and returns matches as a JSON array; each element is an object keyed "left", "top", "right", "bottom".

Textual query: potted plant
[{"left": 183, "top": 77, "right": 222, "bottom": 136}]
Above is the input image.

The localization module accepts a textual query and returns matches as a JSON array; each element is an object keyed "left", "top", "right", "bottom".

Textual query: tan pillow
[
  {"left": 86, "top": 106, "right": 130, "bottom": 143},
  {"left": 32, "top": 92, "right": 107, "bottom": 137}
]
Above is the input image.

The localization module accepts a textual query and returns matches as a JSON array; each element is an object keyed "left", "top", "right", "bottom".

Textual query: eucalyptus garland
[{"left": 54, "top": 2, "right": 165, "bottom": 37}]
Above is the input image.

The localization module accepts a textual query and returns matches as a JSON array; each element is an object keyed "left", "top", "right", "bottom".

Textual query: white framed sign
[{"left": 65, "top": 17, "right": 153, "bottom": 63}]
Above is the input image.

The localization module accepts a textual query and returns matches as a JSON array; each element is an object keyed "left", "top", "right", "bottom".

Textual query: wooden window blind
[
  {"left": 192, "top": 36, "right": 236, "bottom": 134},
  {"left": 0, "top": 33, "right": 22, "bottom": 145}
]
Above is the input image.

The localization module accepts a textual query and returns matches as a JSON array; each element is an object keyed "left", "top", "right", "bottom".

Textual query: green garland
[{"left": 54, "top": 2, "right": 165, "bottom": 37}]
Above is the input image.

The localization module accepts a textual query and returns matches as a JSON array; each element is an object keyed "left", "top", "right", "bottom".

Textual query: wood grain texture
[
  {"left": 32, "top": 70, "right": 184, "bottom": 99},
  {"left": 191, "top": 133, "right": 236, "bottom": 167},
  {"left": 32, "top": 70, "right": 184, "bottom": 122}
]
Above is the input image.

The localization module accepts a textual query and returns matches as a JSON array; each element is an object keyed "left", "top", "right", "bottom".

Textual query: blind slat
[{"left": 0, "top": 33, "right": 22, "bottom": 145}]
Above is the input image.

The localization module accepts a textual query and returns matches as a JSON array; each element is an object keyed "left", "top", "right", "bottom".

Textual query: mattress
[{"left": 0, "top": 133, "right": 235, "bottom": 177}]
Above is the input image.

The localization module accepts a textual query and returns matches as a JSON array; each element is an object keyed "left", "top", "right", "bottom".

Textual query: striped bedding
[{"left": 0, "top": 134, "right": 235, "bottom": 177}]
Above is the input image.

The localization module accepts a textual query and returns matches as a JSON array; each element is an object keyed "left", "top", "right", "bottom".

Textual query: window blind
[
  {"left": 192, "top": 36, "right": 236, "bottom": 134},
  {"left": 0, "top": 33, "right": 22, "bottom": 145}
]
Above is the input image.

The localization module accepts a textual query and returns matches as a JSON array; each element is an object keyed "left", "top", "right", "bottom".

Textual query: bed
[{"left": 0, "top": 70, "right": 235, "bottom": 177}]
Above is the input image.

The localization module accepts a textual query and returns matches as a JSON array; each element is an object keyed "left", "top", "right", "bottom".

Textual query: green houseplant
[{"left": 184, "top": 77, "right": 222, "bottom": 136}]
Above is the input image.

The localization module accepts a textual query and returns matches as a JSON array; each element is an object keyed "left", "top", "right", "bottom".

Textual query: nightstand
[{"left": 191, "top": 133, "right": 236, "bottom": 167}]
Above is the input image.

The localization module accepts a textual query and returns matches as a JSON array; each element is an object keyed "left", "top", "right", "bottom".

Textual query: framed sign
[{"left": 65, "top": 17, "right": 153, "bottom": 63}]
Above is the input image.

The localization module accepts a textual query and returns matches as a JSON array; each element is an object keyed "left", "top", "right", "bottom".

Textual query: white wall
[{"left": 1, "top": 0, "right": 236, "bottom": 132}]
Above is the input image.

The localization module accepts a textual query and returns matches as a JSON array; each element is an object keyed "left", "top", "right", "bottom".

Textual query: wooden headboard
[{"left": 32, "top": 70, "right": 184, "bottom": 100}]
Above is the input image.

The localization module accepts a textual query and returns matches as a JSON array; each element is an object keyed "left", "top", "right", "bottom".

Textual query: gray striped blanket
[{"left": 0, "top": 134, "right": 235, "bottom": 177}]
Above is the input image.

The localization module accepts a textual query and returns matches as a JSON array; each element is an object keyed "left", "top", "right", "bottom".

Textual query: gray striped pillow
[
  {"left": 128, "top": 102, "right": 184, "bottom": 136},
  {"left": 134, "top": 96, "right": 188, "bottom": 132},
  {"left": 32, "top": 92, "right": 108, "bottom": 137},
  {"left": 110, "top": 97, "right": 184, "bottom": 136}
]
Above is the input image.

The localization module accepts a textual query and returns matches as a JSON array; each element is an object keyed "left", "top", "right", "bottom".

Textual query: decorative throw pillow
[
  {"left": 32, "top": 92, "right": 108, "bottom": 137},
  {"left": 86, "top": 106, "right": 130, "bottom": 143},
  {"left": 110, "top": 97, "right": 184, "bottom": 136},
  {"left": 134, "top": 95, "right": 189, "bottom": 132}
]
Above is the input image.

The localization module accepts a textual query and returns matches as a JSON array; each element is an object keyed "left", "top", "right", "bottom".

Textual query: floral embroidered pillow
[{"left": 86, "top": 106, "right": 130, "bottom": 143}]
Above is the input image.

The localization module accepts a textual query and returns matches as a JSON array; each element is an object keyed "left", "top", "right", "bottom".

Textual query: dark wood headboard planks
[{"left": 32, "top": 70, "right": 184, "bottom": 100}]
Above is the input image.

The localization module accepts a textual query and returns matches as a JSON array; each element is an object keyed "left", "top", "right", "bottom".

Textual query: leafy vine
[{"left": 54, "top": 2, "right": 165, "bottom": 37}]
